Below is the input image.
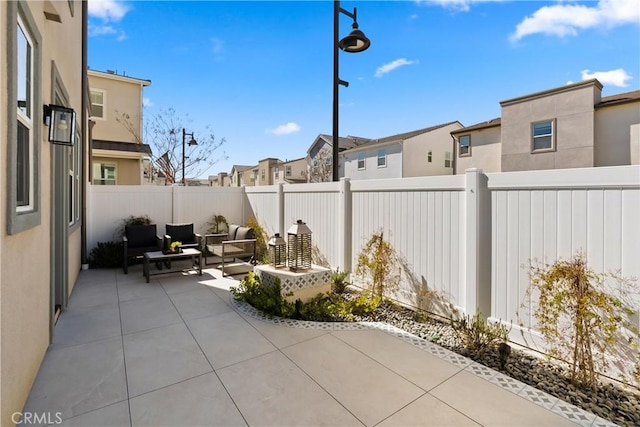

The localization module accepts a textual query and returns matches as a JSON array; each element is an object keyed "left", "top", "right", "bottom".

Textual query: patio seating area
[{"left": 19, "top": 264, "right": 604, "bottom": 426}]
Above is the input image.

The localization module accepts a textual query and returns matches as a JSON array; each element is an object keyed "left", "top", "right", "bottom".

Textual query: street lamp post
[
  {"left": 333, "top": 0, "right": 370, "bottom": 181},
  {"left": 182, "top": 128, "right": 197, "bottom": 185}
]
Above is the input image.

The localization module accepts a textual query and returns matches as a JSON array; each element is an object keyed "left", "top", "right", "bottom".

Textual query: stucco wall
[
  {"left": 88, "top": 73, "right": 144, "bottom": 143},
  {"left": 631, "top": 124, "right": 640, "bottom": 165},
  {"left": 501, "top": 82, "right": 600, "bottom": 172},
  {"left": 1, "top": 1, "right": 84, "bottom": 426},
  {"left": 93, "top": 156, "right": 141, "bottom": 185},
  {"left": 455, "top": 127, "right": 502, "bottom": 174},
  {"left": 594, "top": 102, "right": 640, "bottom": 166},
  {"left": 343, "top": 143, "right": 403, "bottom": 180},
  {"left": 403, "top": 123, "right": 461, "bottom": 177}
]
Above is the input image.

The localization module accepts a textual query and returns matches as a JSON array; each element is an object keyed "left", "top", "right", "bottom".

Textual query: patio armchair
[
  {"left": 165, "top": 223, "right": 202, "bottom": 251},
  {"left": 122, "top": 224, "right": 161, "bottom": 274},
  {"left": 205, "top": 224, "right": 257, "bottom": 275}
]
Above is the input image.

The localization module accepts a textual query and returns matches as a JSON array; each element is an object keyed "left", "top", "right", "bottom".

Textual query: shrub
[
  {"left": 246, "top": 216, "right": 269, "bottom": 264},
  {"left": 88, "top": 241, "right": 122, "bottom": 268},
  {"left": 207, "top": 214, "right": 228, "bottom": 233},
  {"left": 451, "top": 309, "right": 510, "bottom": 354},
  {"left": 331, "top": 269, "right": 350, "bottom": 294},
  {"left": 230, "top": 272, "right": 293, "bottom": 317},
  {"left": 525, "top": 253, "right": 639, "bottom": 389},
  {"left": 356, "top": 230, "right": 399, "bottom": 299}
]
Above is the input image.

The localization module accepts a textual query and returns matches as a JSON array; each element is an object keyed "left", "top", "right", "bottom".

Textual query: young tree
[{"left": 117, "top": 108, "right": 227, "bottom": 185}]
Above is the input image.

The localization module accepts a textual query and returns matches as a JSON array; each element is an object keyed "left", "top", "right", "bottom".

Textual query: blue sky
[{"left": 88, "top": 0, "right": 640, "bottom": 177}]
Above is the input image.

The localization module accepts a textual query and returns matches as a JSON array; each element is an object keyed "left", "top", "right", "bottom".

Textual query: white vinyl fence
[
  {"left": 87, "top": 185, "right": 246, "bottom": 251},
  {"left": 87, "top": 166, "right": 640, "bottom": 351}
]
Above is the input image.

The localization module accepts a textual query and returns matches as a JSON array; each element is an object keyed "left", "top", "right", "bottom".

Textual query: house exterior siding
[
  {"left": 500, "top": 80, "right": 601, "bottom": 172},
  {"left": 454, "top": 126, "right": 502, "bottom": 175},
  {"left": 403, "top": 122, "right": 462, "bottom": 177},
  {"left": 595, "top": 101, "right": 640, "bottom": 166},
  {"left": 1, "top": 1, "right": 85, "bottom": 425},
  {"left": 88, "top": 70, "right": 150, "bottom": 185},
  {"left": 343, "top": 143, "right": 403, "bottom": 180}
]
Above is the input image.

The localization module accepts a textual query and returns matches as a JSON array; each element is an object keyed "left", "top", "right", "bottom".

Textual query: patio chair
[
  {"left": 165, "top": 223, "right": 202, "bottom": 250},
  {"left": 122, "top": 224, "right": 161, "bottom": 274}
]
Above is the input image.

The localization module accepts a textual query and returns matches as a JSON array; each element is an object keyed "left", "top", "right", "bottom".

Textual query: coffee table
[{"left": 143, "top": 248, "right": 202, "bottom": 283}]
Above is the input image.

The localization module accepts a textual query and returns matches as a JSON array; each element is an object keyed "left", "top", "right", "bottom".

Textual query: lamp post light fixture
[
  {"left": 181, "top": 128, "right": 197, "bottom": 185},
  {"left": 333, "top": 0, "right": 370, "bottom": 181}
]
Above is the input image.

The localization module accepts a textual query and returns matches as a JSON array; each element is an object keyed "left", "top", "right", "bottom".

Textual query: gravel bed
[{"left": 352, "top": 300, "right": 640, "bottom": 427}]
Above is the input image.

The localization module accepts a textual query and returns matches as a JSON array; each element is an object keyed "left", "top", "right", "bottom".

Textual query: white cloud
[
  {"left": 581, "top": 68, "right": 632, "bottom": 87},
  {"left": 409, "top": 14, "right": 419, "bottom": 20},
  {"left": 375, "top": 58, "right": 417, "bottom": 78},
  {"left": 89, "top": 24, "right": 117, "bottom": 37},
  {"left": 88, "top": 0, "right": 129, "bottom": 21},
  {"left": 143, "top": 97, "right": 153, "bottom": 107},
  {"left": 267, "top": 122, "right": 301, "bottom": 136},
  {"left": 415, "top": 0, "right": 502, "bottom": 12},
  {"left": 511, "top": 0, "right": 640, "bottom": 41}
]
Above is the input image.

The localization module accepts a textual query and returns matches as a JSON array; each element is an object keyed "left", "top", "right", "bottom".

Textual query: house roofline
[
  {"left": 500, "top": 79, "right": 603, "bottom": 107},
  {"left": 451, "top": 118, "right": 501, "bottom": 134},
  {"left": 88, "top": 69, "right": 151, "bottom": 86}
]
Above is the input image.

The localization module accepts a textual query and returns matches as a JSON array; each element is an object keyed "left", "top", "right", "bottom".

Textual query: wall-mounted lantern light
[{"left": 43, "top": 104, "right": 76, "bottom": 146}]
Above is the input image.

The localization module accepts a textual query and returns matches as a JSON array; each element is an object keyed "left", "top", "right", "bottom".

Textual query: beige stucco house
[
  {"left": 230, "top": 164, "right": 255, "bottom": 187},
  {"left": 1, "top": 1, "right": 87, "bottom": 425},
  {"left": 452, "top": 80, "right": 640, "bottom": 173},
  {"left": 279, "top": 157, "right": 307, "bottom": 184},
  {"left": 256, "top": 158, "right": 281, "bottom": 186},
  {"left": 88, "top": 69, "right": 152, "bottom": 185},
  {"left": 341, "top": 122, "right": 463, "bottom": 180}
]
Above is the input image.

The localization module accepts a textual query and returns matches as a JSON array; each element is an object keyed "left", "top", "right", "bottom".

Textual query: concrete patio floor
[{"left": 19, "top": 263, "right": 612, "bottom": 427}]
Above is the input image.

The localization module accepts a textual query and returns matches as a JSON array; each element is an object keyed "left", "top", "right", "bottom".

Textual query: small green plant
[
  {"left": 246, "top": 216, "right": 269, "bottom": 264},
  {"left": 451, "top": 309, "right": 511, "bottom": 354},
  {"left": 331, "top": 269, "right": 350, "bottom": 294},
  {"left": 525, "top": 253, "right": 639, "bottom": 389},
  {"left": 230, "top": 272, "right": 293, "bottom": 317},
  {"left": 351, "top": 293, "right": 381, "bottom": 316},
  {"left": 356, "top": 230, "right": 399, "bottom": 300},
  {"left": 207, "top": 214, "right": 229, "bottom": 233},
  {"left": 88, "top": 241, "right": 122, "bottom": 268}
]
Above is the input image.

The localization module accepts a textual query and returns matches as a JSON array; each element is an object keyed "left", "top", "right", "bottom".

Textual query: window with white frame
[
  {"left": 377, "top": 149, "right": 386, "bottom": 167},
  {"left": 444, "top": 152, "right": 453, "bottom": 168},
  {"left": 16, "top": 16, "right": 34, "bottom": 211},
  {"left": 325, "top": 157, "right": 332, "bottom": 165},
  {"left": 90, "top": 89, "right": 105, "bottom": 119},
  {"left": 459, "top": 135, "right": 471, "bottom": 156},
  {"left": 532, "top": 120, "right": 554, "bottom": 151},
  {"left": 427, "top": 150, "right": 432, "bottom": 163},
  {"left": 357, "top": 153, "right": 365, "bottom": 170},
  {"left": 93, "top": 163, "right": 116, "bottom": 185}
]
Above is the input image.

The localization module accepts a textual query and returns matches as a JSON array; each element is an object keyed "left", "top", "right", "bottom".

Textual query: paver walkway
[{"left": 20, "top": 264, "right": 611, "bottom": 426}]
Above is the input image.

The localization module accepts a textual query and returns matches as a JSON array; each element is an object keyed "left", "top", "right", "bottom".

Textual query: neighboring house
[
  {"left": 451, "top": 118, "right": 502, "bottom": 174},
  {"left": 306, "top": 134, "right": 370, "bottom": 182},
  {"left": 1, "top": 1, "right": 86, "bottom": 425},
  {"left": 88, "top": 69, "right": 152, "bottom": 185},
  {"left": 256, "top": 158, "right": 281, "bottom": 186},
  {"left": 341, "top": 122, "right": 463, "bottom": 180},
  {"left": 280, "top": 157, "right": 307, "bottom": 184},
  {"left": 208, "top": 172, "right": 231, "bottom": 187},
  {"left": 230, "top": 164, "right": 254, "bottom": 187},
  {"left": 452, "top": 80, "right": 640, "bottom": 174}
]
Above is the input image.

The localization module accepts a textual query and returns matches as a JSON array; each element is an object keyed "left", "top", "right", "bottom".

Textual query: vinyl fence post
[
  {"left": 277, "top": 182, "right": 285, "bottom": 236},
  {"left": 465, "top": 168, "right": 491, "bottom": 318},
  {"left": 340, "top": 177, "right": 352, "bottom": 273}
]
